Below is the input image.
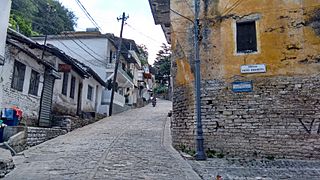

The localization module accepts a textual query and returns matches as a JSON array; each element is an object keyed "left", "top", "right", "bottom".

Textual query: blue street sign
[{"left": 232, "top": 81, "right": 253, "bottom": 92}]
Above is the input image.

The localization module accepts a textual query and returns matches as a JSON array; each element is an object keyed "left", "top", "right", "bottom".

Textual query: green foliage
[
  {"left": 10, "top": 0, "right": 77, "bottom": 36},
  {"left": 217, "top": 153, "right": 225, "bottom": 158},
  {"left": 177, "top": 144, "right": 196, "bottom": 156},
  {"left": 9, "top": 14, "right": 38, "bottom": 36},
  {"left": 154, "top": 84, "right": 168, "bottom": 94},
  {"left": 206, "top": 149, "right": 217, "bottom": 158},
  {"left": 153, "top": 43, "right": 171, "bottom": 84},
  {"left": 137, "top": 44, "right": 149, "bottom": 65}
]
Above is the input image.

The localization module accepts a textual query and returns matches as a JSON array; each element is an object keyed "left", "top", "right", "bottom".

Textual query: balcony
[
  {"left": 106, "top": 63, "right": 134, "bottom": 88},
  {"left": 101, "top": 89, "right": 125, "bottom": 107}
]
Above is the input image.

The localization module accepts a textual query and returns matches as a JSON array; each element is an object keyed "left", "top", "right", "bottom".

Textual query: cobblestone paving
[
  {"left": 188, "top": 157, "right": 320, "bottom": 180},
  {"left": 4, "top": 100, "right": 200, "bottom": 180}
]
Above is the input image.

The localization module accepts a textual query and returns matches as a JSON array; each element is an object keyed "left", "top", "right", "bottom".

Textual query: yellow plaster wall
[{"left": 171, "top": 0, "right": 320, "bottom": 85}]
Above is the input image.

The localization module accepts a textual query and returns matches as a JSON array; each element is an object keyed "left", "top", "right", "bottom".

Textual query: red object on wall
[
  {"left": 143, "top": 73, "right": 152, "bottom": 79},
  {"left": 12, "top": 106, "right": 22, "bottom": 118},
  {"left": 58, "top": 64, "right": 72, "bottom": 72}
]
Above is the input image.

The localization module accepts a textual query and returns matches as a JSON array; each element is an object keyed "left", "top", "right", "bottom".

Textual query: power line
[
  {"left": 75, "top": 0, "right": 102, "bottom": 31},
  {"left": 125, "top": 23, "right": 163, "bottom": 44},
  {"left": 54, "top": 37, "right": 106, "bottom": 67},
  {"left": 32, "top": 22, "right": 108, "bottom": 65},
  {"left": 183, "top": 0, "right": 194, "bottom": 15},
  {"left": 221, "top": 0, "right": 243, "bottom": 16},
  {"left": 170, "top": 8, "right": 194, "bottom": 23},
  {"left": 61, "top": 33, "right": 107, "bottom": 62}
]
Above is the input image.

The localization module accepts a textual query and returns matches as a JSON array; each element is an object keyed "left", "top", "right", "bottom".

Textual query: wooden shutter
[{"left": 38, "top": 71, "right": 55, "bottom": 127}]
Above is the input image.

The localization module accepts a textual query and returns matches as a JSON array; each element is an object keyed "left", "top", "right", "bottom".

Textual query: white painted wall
[
  {"left": 82, "top": 77, "right": 103, "bottom": 113},
  {"left": 53, "top": 63, "right": 104, "bottom": 114},
  {"left": 0, "top": 0, "right": 11, "bottom": 64},
  {"left": 52, "top": 58, "right": 82, "bottom": 115},
  {"left": 35, "top": 36, "right": 135, "bottom": 111},
  {"left": 0, "top": 45, "right": 45, "bottom": 121},
  {"left": 39, "top": 38, "right": 110, "bottom": 81}
]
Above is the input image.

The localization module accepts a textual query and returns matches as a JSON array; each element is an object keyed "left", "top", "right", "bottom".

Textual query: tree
[
  {"left": 10, "top": 0, "right": 77, "bottom": 36},
  {"left": 137, "top": 44, "right": 149, "bottom": 66},
  {"left": 153, "top": 43, "right": 171, "bottom": 85}
]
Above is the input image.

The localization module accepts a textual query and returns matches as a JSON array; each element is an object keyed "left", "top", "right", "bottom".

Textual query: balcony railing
[
  {"left": 106, "top": 63, "right": 133, "bottom": 83},
  {"left": 101, "top": 90, "right": 125, "bottom": 107}
]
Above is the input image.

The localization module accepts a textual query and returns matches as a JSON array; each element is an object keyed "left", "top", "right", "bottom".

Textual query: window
[
  {"left": 122, "top": 63, "right": 126, "bottom": 71},
  {"left": 87, "top": 85, "right": 93, "bottom": 100},
  {"left": 236, "top": 21, "right": 257, "bottom": 53},
  {"left": 70, "top": 76, "right": 76, "bottom": 99},
  {"left": 11, "top": 61, "right": 26, "bottom": 92},
  {"left": 109, "top": 51, "right": 113, "bottom": 63},
  {"left": 28, "top": 70, "right": 40, "bottom": 96},
  {"left": 62, "top": 72, "right": 69, "bottom": 95}
]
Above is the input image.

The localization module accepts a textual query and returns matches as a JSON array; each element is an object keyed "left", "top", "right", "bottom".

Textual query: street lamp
[{"left": 194, "top": 0, "right": 206, "bottom": 160}]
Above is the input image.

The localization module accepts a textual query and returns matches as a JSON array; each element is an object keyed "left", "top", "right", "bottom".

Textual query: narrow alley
[{"left": 4, "top": 100, "right": 200, "bottom": 180}]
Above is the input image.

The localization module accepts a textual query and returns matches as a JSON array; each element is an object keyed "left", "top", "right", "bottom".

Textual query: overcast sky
[{"left": 58, "top": 0, "right": 167, "bottom": 64}]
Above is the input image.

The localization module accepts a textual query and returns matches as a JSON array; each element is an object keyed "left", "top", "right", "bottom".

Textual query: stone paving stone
[
  {"left": 187, "top": 157, "right": 320, "bottom": 180},
  {"left": 4, "top": 100, "right": 200, "bottom": 180}
]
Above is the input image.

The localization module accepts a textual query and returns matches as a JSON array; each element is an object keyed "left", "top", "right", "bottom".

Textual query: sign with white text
[
  {"left": 232, "top": 81, "right": 253, "bottom": 92},
  {"left": 241, "top": 64, "right": 266, "bottom": 74}
]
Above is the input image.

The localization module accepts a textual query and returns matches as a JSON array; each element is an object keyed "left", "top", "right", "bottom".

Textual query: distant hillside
[{"left": 10, "top": 0, "right": 77, "bottom": 36}]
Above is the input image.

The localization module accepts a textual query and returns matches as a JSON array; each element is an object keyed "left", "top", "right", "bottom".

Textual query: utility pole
[
  {"left": 194, "top": 0, "right": 206, "bottom": 160},
  {"left": 109, "top": 12, "right": 129, "bottom": 116}
]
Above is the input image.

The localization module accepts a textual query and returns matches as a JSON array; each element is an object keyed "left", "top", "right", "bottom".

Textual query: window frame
[
  {"left": 235, "top": 20, "right": 258, "bottom": 54},
  {"left": 11, "top": 60, "right": 26, "bottom": 92},
  {"left": 87, "top": 85, "right": 93, "bottom": 101},
  {"left": 61, "top": 72, "right": 69, "bottom": 96},
  {"left": 69, "top": 76, "right": 76, "bottom": 99},
  {"left": 28, "top": 69, "right": 40, "bottom": 96}
]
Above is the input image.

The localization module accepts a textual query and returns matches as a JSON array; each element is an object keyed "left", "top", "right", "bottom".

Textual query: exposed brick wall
[{"left": 172, "top": 75, "right": 320, "bottom": 159}]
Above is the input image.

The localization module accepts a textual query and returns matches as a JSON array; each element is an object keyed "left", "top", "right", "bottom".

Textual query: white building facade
[
  {"left": 33, "top": 30, "right": 141, "bottom": 115},
  {"left": 0, "top": 0, "right": 11, "bottom": 65}
]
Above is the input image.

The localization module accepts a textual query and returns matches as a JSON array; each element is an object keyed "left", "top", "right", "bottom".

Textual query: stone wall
[
  {"left": 26, "top": 127, "right": 67, "bottom": 146},
  {"left": 172, "top": 85, "right": 196, "bottom": 149},
  {"left": 7, "top": 131, "right": 26, "bottom": 153},
  {"left": 1, "top": 46, "right": 45, "bottom": 123},
  {"left": 52, "top": 116, "right": 72, "bottom": 132},
  {"left": 172, "top": 75, "right": 320, "bottom": 159},
  {"left": 0, "top": 148, "right": 14, "bottom": 178}
]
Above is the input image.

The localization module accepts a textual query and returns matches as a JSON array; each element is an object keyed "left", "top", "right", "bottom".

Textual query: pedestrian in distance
[{"left": 152, "top": 96, "right": 157, "bottom": 107}]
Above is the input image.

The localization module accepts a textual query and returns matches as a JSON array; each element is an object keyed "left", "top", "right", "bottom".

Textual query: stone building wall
[
  {"left": 172, "top": 75, "right": 320, "bottom": 159},
  {"left": 0, "top": 46, "right": 45, "bottom": 125},
  {"left": 166, "top": 0, "right": 320, "bottom": 160},
  {"left": 172, "top": 85, "right": 196, "bottom": 148}
]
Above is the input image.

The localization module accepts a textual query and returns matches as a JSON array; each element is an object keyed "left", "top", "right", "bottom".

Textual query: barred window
[
  {"left": 11, "top": 61, "right": 26, "bottom": 92},
  {"left": 28, "top": 70, "right": 40, "bottom": 96}
]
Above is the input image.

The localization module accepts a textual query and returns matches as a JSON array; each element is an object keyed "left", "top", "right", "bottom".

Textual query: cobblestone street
[
  {"left": 4, "top": 100, "right": 200, "bottom": 180},
  {"left": 4, "top": 99, "right": 320, "bottom": 180},
  {"left": 188, "top": 157, "right": 320, "bottom": 180}
]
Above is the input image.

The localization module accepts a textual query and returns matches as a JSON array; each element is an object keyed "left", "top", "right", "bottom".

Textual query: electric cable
[{"left": 74, "top": 0, "right": 102, "bottom": 31}]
